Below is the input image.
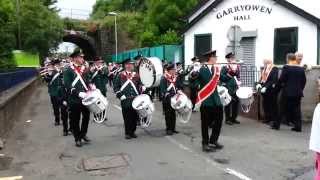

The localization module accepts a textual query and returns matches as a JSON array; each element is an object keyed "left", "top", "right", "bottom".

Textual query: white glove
[
  {"left": 62, "top": 101, "right": 67, "bottom": 106},
  {"left": 261, "top": 87, "right": 267, "bottom": 94},
  {"left": 141, "top": 86, "right": 147, "bottom": 92},
  {"left": 120, "top": 95, "right": 126, "bottom": 100},
  {"left": 177, "top": 90, "right": 183, "bottom": 94},
  {"left": 237, "top": 81, "right": 242, "bottom": 86},
  {"left": 193, "top": 62, "right": 201, "bottom": 72},
  {"left": 256, "top": 84, "right": 262, "bottom": 90},
  {"left": 79, "top": 92, "right": 87, "bottom": 99}
]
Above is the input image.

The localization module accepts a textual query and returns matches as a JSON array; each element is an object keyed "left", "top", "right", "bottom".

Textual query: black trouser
[
  {"left": 284, "top": 96, "right": 302, "bottom": 130},
  {"left": 224, "top": 95, "right": 239, "bottom": 122},
  {"left": 50, "top": 96, "right": 69, "bottom": 132},
  {"left": 262, "top": 93, "right": 278, "bottom": 125},
  {"left": 69, "top": 104, "right": 90, "bottom": 142},
  {"left": 190, "top": 87, "right": 198, "bottom": 109},
  {"left": 121, "top": 105, "right": 138, "bottom": 136},
  {"left": 200, "top": 106, "right": 223, "bottom": 145},
  {"left": 163, "top": 98, "right": 176, "bottom": 131}
]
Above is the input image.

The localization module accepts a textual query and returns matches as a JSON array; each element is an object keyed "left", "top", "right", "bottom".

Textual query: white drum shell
[
  {"left": 82, "top": 89, "right": 108, "bottom": 114},
  {"left": 217, "top": 86, "right": 232, "bottom": 106},
  {"left": 132, "top": 94, "right": 154, "bottom": 118},
  {"left": 139, "top": 57, "right": 163, "bottom": 88},
  {"left": 171, "top": 92, "right": 192, "bottom": 113},
  {"left": 236, "top": 87, "right": 254, "bottom": 113}
]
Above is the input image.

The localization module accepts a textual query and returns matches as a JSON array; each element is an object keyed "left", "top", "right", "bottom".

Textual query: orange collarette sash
[{"left": 195, "top": 66, "right": 220, "bottom": 106}]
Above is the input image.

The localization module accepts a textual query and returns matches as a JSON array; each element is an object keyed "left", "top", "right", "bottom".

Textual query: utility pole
[
  {"left": 108, "top": 12, "right": 118, "bottom": 62},
  {"left": 16, "top": 0, "right": 21, "bottom": 50}
]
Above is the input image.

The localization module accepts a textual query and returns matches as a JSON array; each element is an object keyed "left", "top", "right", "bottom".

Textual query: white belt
[
  {"left": 120, "top": 79, "right": 139, "bottom": 96},
  {"left": 50, "top": 73, "right": 60, "bottom": 85}
]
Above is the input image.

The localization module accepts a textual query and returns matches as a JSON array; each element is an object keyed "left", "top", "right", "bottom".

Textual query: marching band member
[
  {"left": 160, "top": 63, "right": 182, "bottom": 135},
  {"left": 43, "top": 59, "right": 69, "bottom": 136},
  {"left": 277, "top": 53, "right": 306, "bottom": 132},
  {"left": 113, "top": 58, "right": 145, "bottom": 139},
  {"left": 89, "top": 57, "right": 109, "bottom": 96},
  {"left": 256, "top": 59, "right": 279, "bottom": 128},
  {"left": 191, "top": 50, "right": 223, "bottom": 152},
  {"left": 189, "top": 56, "right": 200, "bottom": 110},
  {"left": 220, "top": 52, "right": 240, "bottom": 125},
  {"left": 63, "top": 50, "right": 91, "bottom": 147}
]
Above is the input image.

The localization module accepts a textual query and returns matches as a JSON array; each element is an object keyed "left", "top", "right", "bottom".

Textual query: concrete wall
[{"left": 0, "top": 78, "right": 39, "bottom": 137}]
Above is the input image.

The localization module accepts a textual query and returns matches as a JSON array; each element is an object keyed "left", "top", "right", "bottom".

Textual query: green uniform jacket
[
  {"left": 89, "top": 68, "right": 108, "bottom": 96},
  {"left": 113, "top": 71, "right": 142, "bottom": 108},
  {"left": 44, "top": 71, "right": 66, "bottom": 99},
  {"left": 220, "top": 66, "right": 239, "bottom": 95},
  {"left": 63, "top": 67, "right": 90, "bottom": 106},
  {"left": 160, "top": 76, "right": 183, "bottom": 101},
  {"left": 192, "top": 66, "right": 222, "bottom": 107}
]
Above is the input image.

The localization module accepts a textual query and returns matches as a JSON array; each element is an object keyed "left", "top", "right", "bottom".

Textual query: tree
[
  {"left": 0, "top": 0, "right": 16, "bottom": 70},
  {"left": 19, "top": 0, "right": 63, "bottom": 58}
]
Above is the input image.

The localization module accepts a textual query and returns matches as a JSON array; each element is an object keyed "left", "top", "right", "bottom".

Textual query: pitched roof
[{"left": 183, "top": 0, "right": 320, "bottom": 33}]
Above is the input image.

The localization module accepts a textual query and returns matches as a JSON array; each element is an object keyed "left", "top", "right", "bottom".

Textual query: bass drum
[{"left": 139, "top": 57, "right": 163, "bottom": 88}]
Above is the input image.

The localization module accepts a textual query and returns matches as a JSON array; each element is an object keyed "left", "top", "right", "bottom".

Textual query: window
[
  {"left": 194, "top": 34, "right": 212, "bottom": 57},
  {"left": 274, "top": 27, "right": 298, "bottom": 64}
]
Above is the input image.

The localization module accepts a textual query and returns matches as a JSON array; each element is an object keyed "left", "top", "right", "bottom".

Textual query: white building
[{"left": 183, "top": 0, "right": 320, "bottom": 67}]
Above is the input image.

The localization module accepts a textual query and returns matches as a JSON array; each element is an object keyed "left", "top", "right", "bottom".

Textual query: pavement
[{"left": 0, "top": 84, "right": 315, "bottom": 180}]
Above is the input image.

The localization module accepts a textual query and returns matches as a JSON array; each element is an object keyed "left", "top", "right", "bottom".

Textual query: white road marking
[
  {"left": 0, "top": 176, "right": 23, "bottom": 180},
  {"left": 166, "top": 136, "right": 252, "bottom": 180},
  {"left": 113, "top": 104, "right": 122, "bottom": 110},
  {"left": 112, "top": 102, "right": 252, "bottom": 180}
]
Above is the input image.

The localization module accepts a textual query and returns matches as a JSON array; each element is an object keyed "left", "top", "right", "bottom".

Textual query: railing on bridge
[{"left": 0, "top": 68, "right": 38, "bottom": 93}]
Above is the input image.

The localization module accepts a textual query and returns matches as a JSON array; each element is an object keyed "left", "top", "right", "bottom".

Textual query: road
[{"left": 0, "top": 84, "right": 315, "bottom": 180}]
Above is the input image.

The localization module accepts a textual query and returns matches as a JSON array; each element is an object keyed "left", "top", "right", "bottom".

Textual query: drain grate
[
  {"left": 0, "top": 156, "right": 13, "bottom": 171},
  {"left": 82, "top": 154, "right": 129, "bottom": 171}
]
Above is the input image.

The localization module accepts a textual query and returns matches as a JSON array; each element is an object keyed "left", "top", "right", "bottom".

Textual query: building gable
[{"left": 184, "top": 0, "right": 320, "bottom": 33}]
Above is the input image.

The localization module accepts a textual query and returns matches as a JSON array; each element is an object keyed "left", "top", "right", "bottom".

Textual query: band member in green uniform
[
  {"left": 89, "top": 57, "right": 108, "bottom": 96},
  {"left": 113, "top": 58, "right": 145, "bottom": 139},
  {"left": 63, "top": 50, "right": 91, "bottom": 147},
  {"left": 190, "top": 50, "right": 224, "bottom": 152},
  {"left": 188, "top": 56, "right": 200, "bottom": 110},
  {"left": 43, "top": 59, "right": 69, "bottom": 136},
  {"left": 220, "top": 52, "right": 241, "bottom": 125},
  {"left": 160, "top": 63, "right": 182, "bottom": 135}
]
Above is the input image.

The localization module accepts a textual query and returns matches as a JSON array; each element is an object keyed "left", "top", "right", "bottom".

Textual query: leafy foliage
[{"left": 91, "top": 0, "right": 199, "bottom": 47}]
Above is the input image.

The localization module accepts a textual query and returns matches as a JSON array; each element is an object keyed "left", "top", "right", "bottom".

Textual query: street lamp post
[{"left": 108, "top": 12, "right": 118, "bottom": 62}]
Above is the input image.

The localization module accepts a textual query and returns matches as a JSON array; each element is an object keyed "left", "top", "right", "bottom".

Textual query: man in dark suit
[
  {"left": 277, "top": 53, "right": 306, "bottom": 132},
  {"left": 256, "top": 59, "right": 279, "bottom": 129}
]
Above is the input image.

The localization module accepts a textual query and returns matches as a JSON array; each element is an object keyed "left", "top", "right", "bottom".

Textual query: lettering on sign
[{"left": 216, "top": 4, "right": 273, "bottom": 21}]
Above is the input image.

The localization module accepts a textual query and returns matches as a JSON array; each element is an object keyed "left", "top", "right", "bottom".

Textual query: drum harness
[{"left": 119, "top": 72, "right": 139, "bottom": 98}]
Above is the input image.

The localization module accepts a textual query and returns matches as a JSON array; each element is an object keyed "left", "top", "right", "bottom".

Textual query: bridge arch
[{"left": 62, "top": 30, "right": 96, "bottom": 60}]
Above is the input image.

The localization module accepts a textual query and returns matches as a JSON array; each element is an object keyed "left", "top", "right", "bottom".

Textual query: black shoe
[
  {"left": 291, "top": 128, "right": 301, "bottom": 132},
  {"left": 210, "top": 142, "right": 224, "bottom": 150},
  {"left": 63, "top": 131, "right": 68, "bottom": 136},
  {"left": 82, "top": 136, "right": 91, "bottom": 143},
  {"left": 225, "top": 121, "right": 233, "bottom": 125},
  {"left": 173, "top": 130, "right": 179, "bottom": 134},
  {"left": 69, "top": 129, "right": 73, "bottom": 134},
  {"left": 270, "top": 126, "right": 279, "bottom": 130},
  {"left": 54, "top": 122, "right": 60, "bottom": 126},
  {"left": 202, "top": 145, "right": 215, "bottom": 152},
  {"left": 130, "top": 134, "right": 138, "bottom": 138},
  {"left": 75, "top": 141, "right": 82, "bottom": 147},
  {"left": 125, "top": 135, "right": 132, "bottom": 139},
  {"left": 166, "top": 130, "right": 173, "bottom": 136},
  {"left": 232, "top": 120, "right": 240, "bottom": 124}
]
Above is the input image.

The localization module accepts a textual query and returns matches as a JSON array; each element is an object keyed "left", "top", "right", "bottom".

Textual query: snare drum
[
  {"left": 139, "top": 57, "right": 163, "bottom": 88},
  {"left": 82, "top": 89, "right": 108, "bottom": 114}
]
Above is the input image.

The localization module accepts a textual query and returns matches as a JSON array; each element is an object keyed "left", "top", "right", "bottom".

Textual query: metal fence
[
  {"left": 239, "top": 65, "right": 261, "bottom": 87},
  {"left": 0, "top": 68, "right": 38, "bottom": 93}
]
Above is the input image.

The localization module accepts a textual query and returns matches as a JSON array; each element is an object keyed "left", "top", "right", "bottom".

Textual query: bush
[{"left": 0, "top": 53, "right": 16, "bottom": 72}]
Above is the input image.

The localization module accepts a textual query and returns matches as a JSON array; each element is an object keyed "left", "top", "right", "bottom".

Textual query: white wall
[{"left": 184, "top": 0, "right": 318, "bottom": 67}]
